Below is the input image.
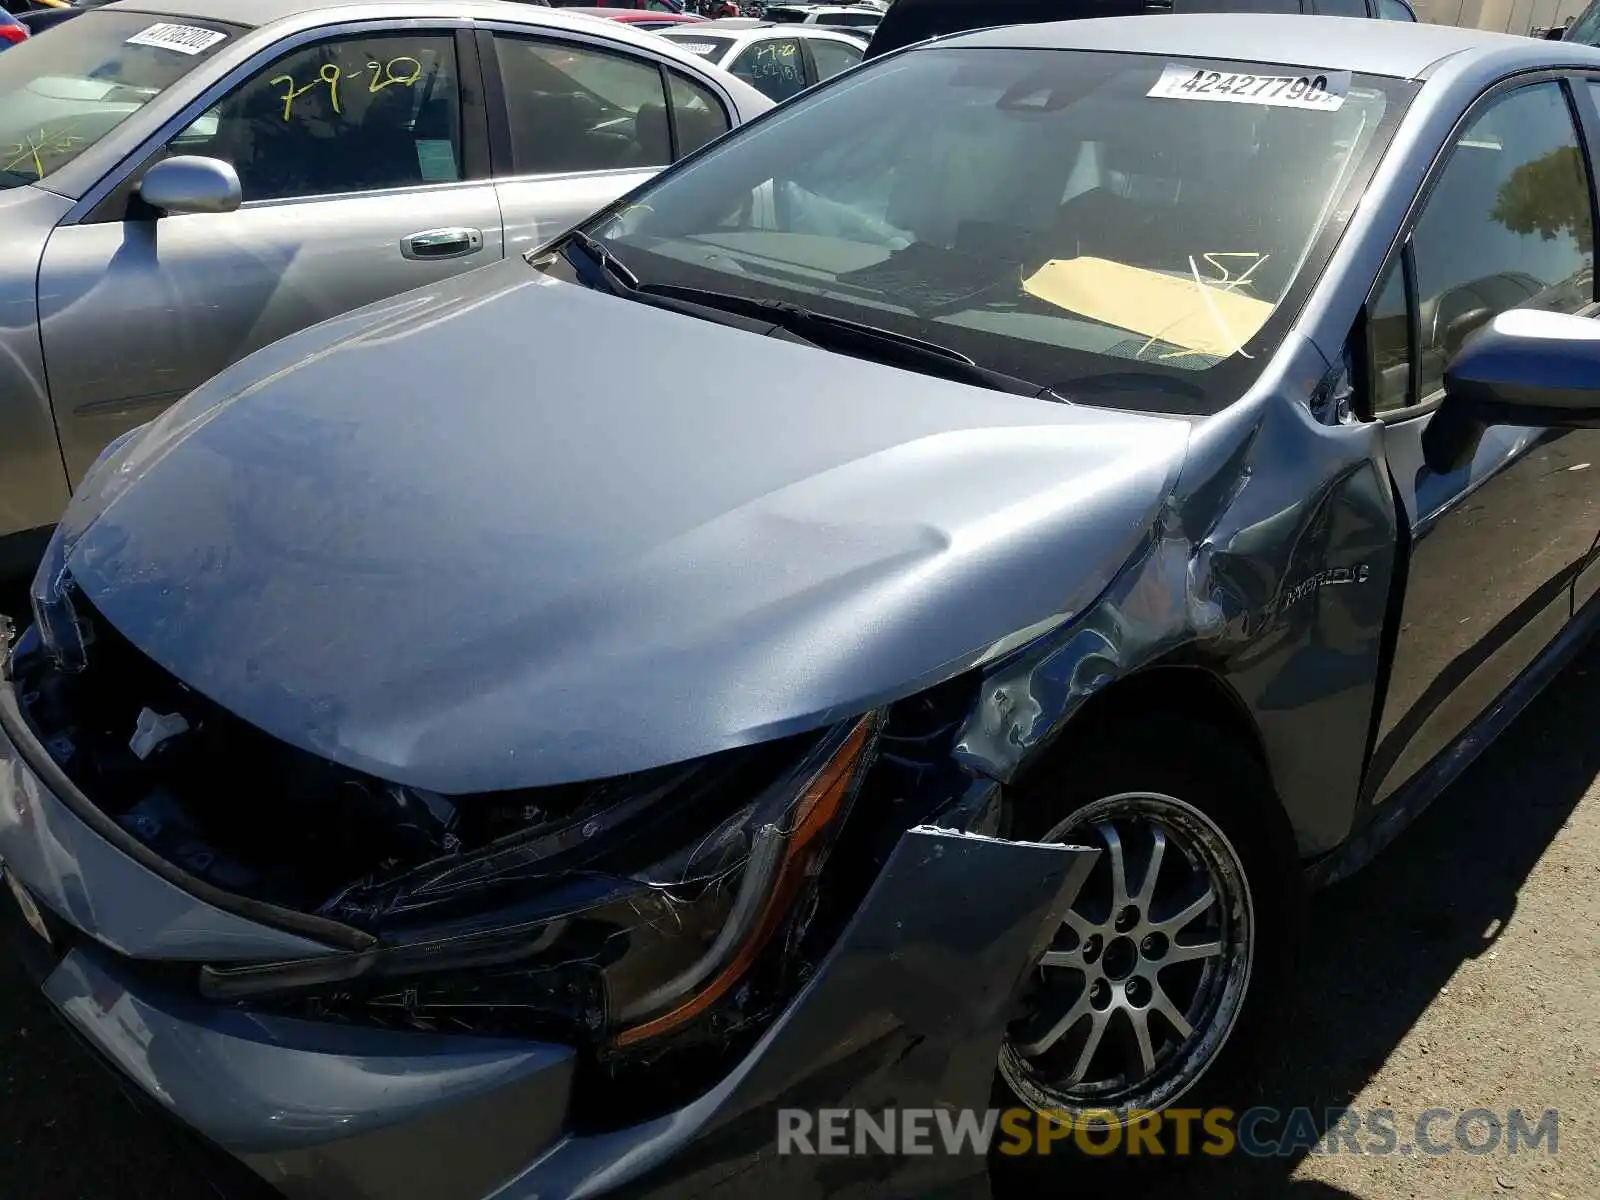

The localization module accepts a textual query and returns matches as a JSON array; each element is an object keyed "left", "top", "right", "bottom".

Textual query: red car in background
[{"left": 0, "top": 10, "right": 27, "bottom": 46}]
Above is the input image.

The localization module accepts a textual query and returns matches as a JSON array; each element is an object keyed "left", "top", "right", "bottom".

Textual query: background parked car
[
  {"left": 9, "top": 0, "right": 149, "bottom": 34},
  {"left": 660, "top": 19, "right": 864, "bottom": 99},
  {"left": 0, "top": 8, "right": 25, "bottom": 43},
  {"left": 0, "top": 0, "right": 769, "bottom": 571},
  {"left": 1545, "top": 0, "right": 1600, "bottom": 39},
  {"left": 547, "top": 0, "right": 686, "bottom": 12},
  {"left": 864, "top": 0, "right": 1414, "bottom": 58},
  {"left": 762, "top": 2, "right": 881, "bottom": 30},
  {"left": 564, "top": 5, "right": 708, "bottom": 24}
]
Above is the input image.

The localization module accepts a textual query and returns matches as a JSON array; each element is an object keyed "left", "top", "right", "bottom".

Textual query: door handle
[{"left": 400, "top": 227, "right": 484, "bottom": 261}]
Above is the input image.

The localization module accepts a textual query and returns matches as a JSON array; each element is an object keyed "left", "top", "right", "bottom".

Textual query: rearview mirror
[
  {"left": 1423, "top": 309, "right": 1600, "bottom": 472},
  {"left": 138, "top": 155, "right": 241, "bottom": 216}
]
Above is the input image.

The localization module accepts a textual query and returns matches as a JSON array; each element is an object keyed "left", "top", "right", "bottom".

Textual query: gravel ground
[{"left": 0, "top": 587, "right": 1595, "bottom": 1200}]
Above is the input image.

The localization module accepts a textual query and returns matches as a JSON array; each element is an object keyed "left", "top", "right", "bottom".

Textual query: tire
[{"left": 989, "top": 716, "right": 1304, "bottom": 1187}]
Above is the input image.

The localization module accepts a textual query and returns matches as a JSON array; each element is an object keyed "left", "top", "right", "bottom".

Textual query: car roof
[
  {"left": 940, "top": 13, "right": 1550, "bottom": 79},
  {"left": 688, "top": 16, "right": 858, "bottom": 30},
  {"left": 99, "top": 0, "right": 575, "bottom": 30}
]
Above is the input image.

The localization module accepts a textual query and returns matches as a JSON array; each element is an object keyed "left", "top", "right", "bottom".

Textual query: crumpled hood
[{"left": 61, "top": 263, "right": 1191, "bottom": 792}]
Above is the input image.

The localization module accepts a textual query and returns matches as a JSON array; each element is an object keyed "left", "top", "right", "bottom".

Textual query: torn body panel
[
  {"left": 490, "top": 826, "right": 1098, "bottom": 1200},
  {"left": 955, "top": 335, "right": 1402, "bottom": 858}
]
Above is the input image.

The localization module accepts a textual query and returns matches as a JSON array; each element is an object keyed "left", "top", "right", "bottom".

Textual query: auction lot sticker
[
  {"left": 126, "top": 23, "right": 228, "bottom": 54},
  {"left": 1147, "top": 64, "right": 1351, "bottom": 111}
]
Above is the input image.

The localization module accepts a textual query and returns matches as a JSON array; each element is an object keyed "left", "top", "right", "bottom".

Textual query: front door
[
  {"left": 1365, "top": 78, "right": 1600, "bottom": 803},
  {"left": 485, "top": 31, "right": 717, "bottom": 255},
  {"left": 37, "top": 26, "right": 503, "bottom": 484}
]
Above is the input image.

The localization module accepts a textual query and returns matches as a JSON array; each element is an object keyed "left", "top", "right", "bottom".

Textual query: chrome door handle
[{"left": 400, "top": 227, "right": 484, "bottom": 261}]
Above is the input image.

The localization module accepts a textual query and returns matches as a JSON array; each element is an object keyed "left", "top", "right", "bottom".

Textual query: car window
[
  {"left": 1403, "top": 82, "right": 1595, "bottom": 402},
  {"left": 1310, "top": 0, "right": 1367, "bottom": 14},
  {"left": 0, "top": 11, "right": 237, "bottom": 190},
  {"left": 1368, "top": 259, "right": 1410, "bottom": 412},
  {"left": 171, "top": 33, "right": 461, "bottom": 203},
  {"left": 667, "top": 68, "right": 730, "bottom": 155},
  {"left": 589, "top": 48, "right": 1408, "bottom": 417},
  {"left": 494, "top": 35, "right": 671, "bottom": 174},
  {"left": 731, "top": 36, "right": 806, "bottom": 101},
  {"left": 1376, "top": 0, "right": 1415, "bottom": 19},
  {"left": 661, "top": 32, "right": 737, "bottom": 61},
  {"left": 808, "top": 36, "right": 862, "bottom": 81}
]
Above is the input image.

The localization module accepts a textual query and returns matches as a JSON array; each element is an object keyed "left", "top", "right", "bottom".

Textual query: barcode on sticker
[
  {"left": 126, "top": 23, "right": 227, "bottom": 55},
  {"left": 1147, "top": 64, "right": 1350, "bottom": 111}
]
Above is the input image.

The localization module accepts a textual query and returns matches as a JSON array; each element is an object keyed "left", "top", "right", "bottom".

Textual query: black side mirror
[{"left": 1423, "top": 309, "right": 1600, "bottom": 472}]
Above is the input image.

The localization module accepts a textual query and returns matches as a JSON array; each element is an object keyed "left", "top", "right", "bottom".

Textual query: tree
[{"left": 1491, "top": 144, "right": 1594, "bottom": 253}]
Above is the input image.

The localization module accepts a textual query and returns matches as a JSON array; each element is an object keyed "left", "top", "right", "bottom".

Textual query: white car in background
[
  {"left": 659, "top": 19, "right": 864, "bottom": 100},
  {"left": 762, "top": 3, "right": 882, "bottom": 30}
]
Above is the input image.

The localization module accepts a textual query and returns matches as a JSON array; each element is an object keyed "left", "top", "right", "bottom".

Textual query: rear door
[
  {"left": 1364, "top": 77, "right": 1600, "bottom": 804},
  {"left": 485, "top": 27, "right": 734, "bottom": 254},
  {"left": 37, "top": 23, "right": 501, "bottom": 484}
]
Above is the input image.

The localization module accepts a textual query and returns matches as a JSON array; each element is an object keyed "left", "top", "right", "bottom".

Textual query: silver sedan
[{"left": 0, "top": 0, "right": 770, "bottom": 560}]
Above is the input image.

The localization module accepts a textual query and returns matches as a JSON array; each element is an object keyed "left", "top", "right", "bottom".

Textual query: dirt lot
[{"left": 0, "top": 589, "right": 1595, "bottom": 1200}]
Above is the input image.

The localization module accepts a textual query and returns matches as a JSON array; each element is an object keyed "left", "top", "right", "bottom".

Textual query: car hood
[{"left": 59, "top": 263, "right": 1191, "bottom": 793}]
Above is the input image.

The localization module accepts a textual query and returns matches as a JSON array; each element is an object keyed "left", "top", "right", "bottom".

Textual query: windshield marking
[
  {"left": 4, "top": 125, "right": 87, "bottom": 179},
  {"left": 270, "top": 57, "right": 422, "bottom": 122},
  {"left": 1186, "top": 254, "right": 1255, "bottom": 361}
]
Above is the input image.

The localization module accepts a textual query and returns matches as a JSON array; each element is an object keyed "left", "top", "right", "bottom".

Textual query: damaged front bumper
[{"left": 0, "top": 683, "right": 1097, "bottom": 1200}]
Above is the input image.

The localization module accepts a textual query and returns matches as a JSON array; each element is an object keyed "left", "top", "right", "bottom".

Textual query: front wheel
[{"left": 995, "top": 719, "right": 1303, "bottom": 1162}]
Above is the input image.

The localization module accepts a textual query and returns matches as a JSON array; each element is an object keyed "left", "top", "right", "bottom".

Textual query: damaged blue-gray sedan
[{"left": 6, "top": 12, "right": 1600, "bottom": 1200}]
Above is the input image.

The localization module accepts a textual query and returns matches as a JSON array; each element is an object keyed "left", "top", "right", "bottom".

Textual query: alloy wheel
[{"left": 1000, "top": 791, "right": 1255, "bottom": 1123}]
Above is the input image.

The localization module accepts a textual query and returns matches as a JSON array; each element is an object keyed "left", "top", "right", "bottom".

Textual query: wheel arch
[{"left": 1000, "top": 662, "right": 1292, "bottom": 846}]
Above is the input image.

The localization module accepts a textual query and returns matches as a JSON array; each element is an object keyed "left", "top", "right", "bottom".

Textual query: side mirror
[
  {"left": 1544, "top": 24, "right": 1566, "bottom": 37},
  {"left": 1423, "top": 309, "right": 1600, "bottom": 472},
  {"left": 137, "top": 155, "right": 241, "bottom": 216}
]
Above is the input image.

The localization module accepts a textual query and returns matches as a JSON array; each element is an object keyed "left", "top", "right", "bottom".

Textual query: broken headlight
[
  {"left": 198, "top": 713, "right": 882, "bottom": 1052},
  {"left": 28, "top": 425, "right": 150, "bottom": 675}
]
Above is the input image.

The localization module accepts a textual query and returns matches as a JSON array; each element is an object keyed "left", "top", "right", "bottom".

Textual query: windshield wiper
[
  {"left": 556, "top": 230, "right": 641, "bottom": 294},
  {"left": 545, "top": 234, "right": 1061, "bottom": 401},
  {"left": 636, "top": 282, "right": 1061, "bottom": 401}
]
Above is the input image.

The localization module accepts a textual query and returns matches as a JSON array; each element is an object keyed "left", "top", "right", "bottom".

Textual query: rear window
[
  {"left": 0, "top": 10, "right": 238, "bottom": 189},
  {"left": 662, "top": 32, "right": 737, "bottom": 58}
]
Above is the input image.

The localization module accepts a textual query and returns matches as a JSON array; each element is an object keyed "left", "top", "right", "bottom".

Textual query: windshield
[
  {"left": 0, "top": 11, "right": 237, "bottom": 189},
  {"left": 662, "top": 32, "right": 738, "bottom": 59},
  {"left": 580, "top": 48, "right": 1411, "bottom": 414}
]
